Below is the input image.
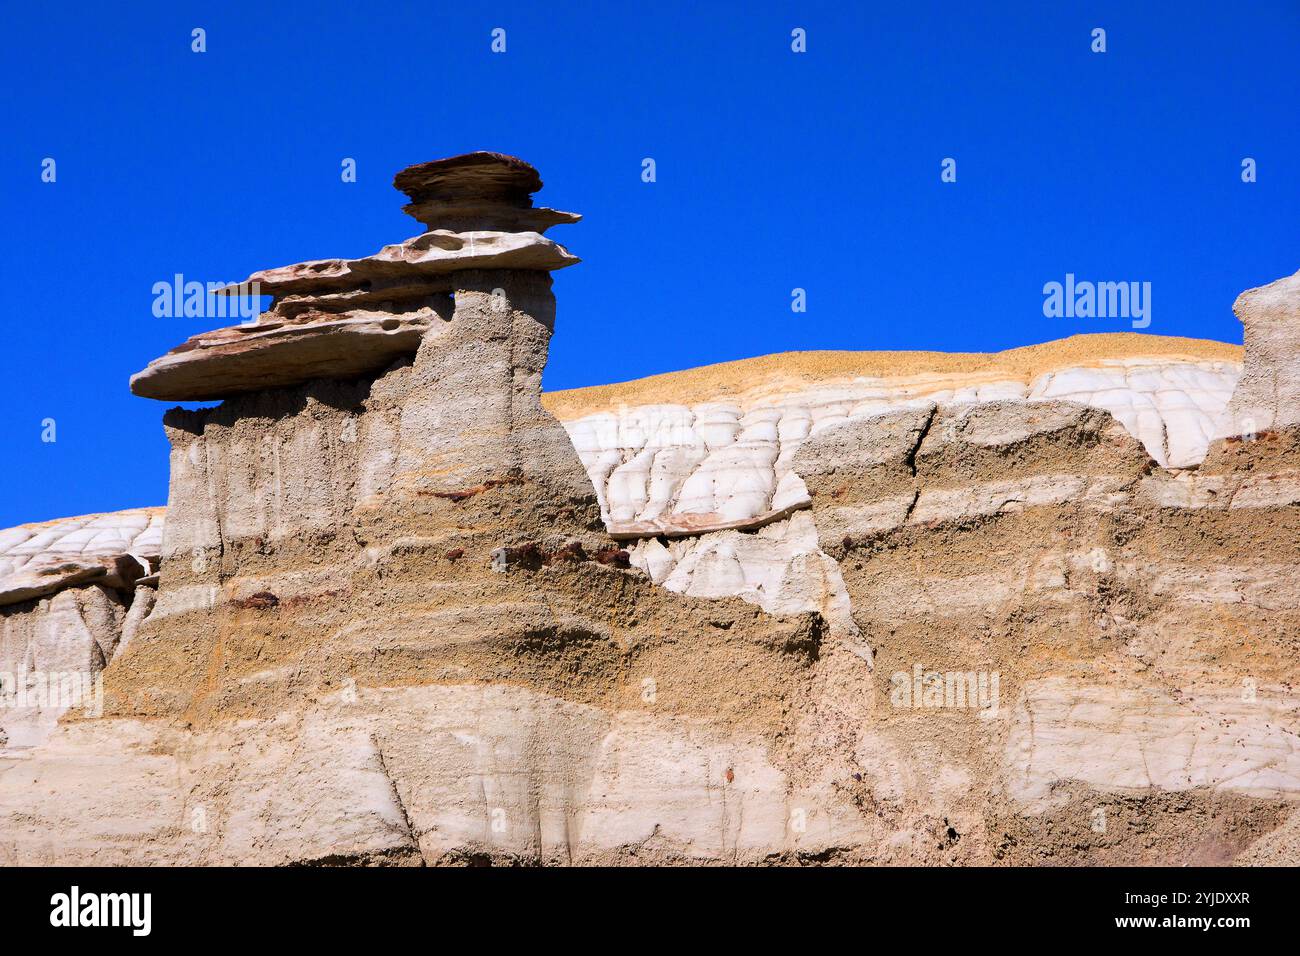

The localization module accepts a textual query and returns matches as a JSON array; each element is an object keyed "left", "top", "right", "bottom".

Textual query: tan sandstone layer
[{"left": 542, "top": 333, "right": 1242, "bottom": 419}]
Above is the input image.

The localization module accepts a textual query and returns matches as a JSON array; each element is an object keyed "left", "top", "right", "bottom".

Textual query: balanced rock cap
[
  {"left": 393, "top": 151, "right": 580, "bottom": 233},
  {"left": 394, "top": 151, "right": 542, "bottom": 202}
]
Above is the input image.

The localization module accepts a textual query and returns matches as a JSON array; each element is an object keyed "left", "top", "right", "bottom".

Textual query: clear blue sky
[{"left": 2, "top": 1, "right": 1297, "bottom": 527}]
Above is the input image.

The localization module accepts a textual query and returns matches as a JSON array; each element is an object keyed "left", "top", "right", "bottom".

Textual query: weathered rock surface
[
  {"left": 2, "top": 154, "right": 846, "bottom": 865},
  {"left": 550, "top": 344, "right": 1241, "bottom": 540},
  {"left": 0, "top": 683, "right": 872, "bottom": 866},
  {"left": 627, "top": 511, "right": 860, "bottom": 643},
  {"left": 224, "top": 230, "right": 579, "bottom": 299},
  {"left": 0, "top": 509, "right": 162, "bottom": 753},
  {"left": 130, "top": 153, "right": 579, "bottom": 403},
  {"left": 1006, "top": 679, "right": 1300, "bottom": 809},
  {"left": 1213, "top": 268, "right": 1300, "bottom": 441},
  {"left": 128, "top": 310, "right": 441, "bottom": 403},
  {"left": 0, "top": 509, "right": 161, "bottom": 606},
  {"left": 393, "top": 150, "right": 582, "bottom": 233},
  {"left": 2, "top": 155, "right": 1296, "bottom": 866},
  {"left": 778, "top": 323, "right": 1300, "bottom": 862}
]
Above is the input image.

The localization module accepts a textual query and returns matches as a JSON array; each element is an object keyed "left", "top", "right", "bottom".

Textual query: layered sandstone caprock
[
  {"left": 129, "top": 153, "right": 580, "bottom": 402},
  {"left": 393, "top": 150, "right": 582, "bottom": 233}
]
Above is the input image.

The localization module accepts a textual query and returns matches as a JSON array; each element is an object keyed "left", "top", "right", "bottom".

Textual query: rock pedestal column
[
  {"left": 117, "top": 153, "right": 628, "bottom": 717},
  {"left": 132, "top": 152, "right": 599, "bottom": 553},
  {"left": 393, "top": 268, "right": 592, "bottom": 503}
]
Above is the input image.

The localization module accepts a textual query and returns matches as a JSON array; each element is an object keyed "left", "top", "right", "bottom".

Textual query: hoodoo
[
  {"left": 129, "top": 152, "right": 581, "bottom": 403},
  {"left": 2, "top": 155, "right": 834, "bottom": 865}
]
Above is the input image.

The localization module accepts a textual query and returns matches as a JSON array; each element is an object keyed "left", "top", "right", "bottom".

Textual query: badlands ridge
[{"left": 1, "top": 153, "right": 1296, "bottom": 865}]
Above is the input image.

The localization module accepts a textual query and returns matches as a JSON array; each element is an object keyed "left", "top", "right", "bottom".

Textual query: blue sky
[{"left": 2, "top": 1, "right": 1297, "bottom": 527}]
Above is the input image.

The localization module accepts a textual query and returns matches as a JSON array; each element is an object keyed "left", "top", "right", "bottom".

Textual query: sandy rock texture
[
  {"left": 0, "top": 509, "right": 161, "bottom": 753},
  {"left": 1214, "top": 268, "right": 1300, "bottom": 441},
  {"left": 554, "top": 349, "right": 1240, "bottom": 541},
  {"left": 783, "top": 344, "right": 1300, "bottom": 862},
  {"left": 0, "top": 154, "right": 1294, "bottom": 866},
  {"left": 550, "top": 342, "right": 1242, "bottom": 656}
]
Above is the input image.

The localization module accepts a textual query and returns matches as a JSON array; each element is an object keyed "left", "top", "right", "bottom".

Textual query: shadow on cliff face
[{"left": 161, "top": 355, "right": 416, "bottom": 437}]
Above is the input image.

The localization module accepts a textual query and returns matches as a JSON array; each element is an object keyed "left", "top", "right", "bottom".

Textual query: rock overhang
[{"left": 129, "top": 152, "right": 579, "bottom": 403}]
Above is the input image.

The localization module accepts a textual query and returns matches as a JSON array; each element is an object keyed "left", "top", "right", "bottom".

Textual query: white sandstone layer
[
  {"left": 0, "top": 683, "right": 869, "bottom": 865},
  {"left": 0, "top": 509, "right": 162, "bottom": 753},
  {"left": 555, "top": 355, "right": 1240, "bottom": 539},
  {"left": 0, "top": 508, "right": 163, "bottom": 606},
  {"left": 627, "top": 511, "right": 859, "bottom": 640},
  {"left": 1006, "top": 678, "right": 1300, "bottom": 811}
]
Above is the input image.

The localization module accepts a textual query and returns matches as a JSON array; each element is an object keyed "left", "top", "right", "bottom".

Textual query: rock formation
[
  {"left": 1, "top": 510, "right": 161, "bottom": 750},
  {"left": 545, "top": 337, "right": 1241, "bottom": 634},
  {"left": 554, "top": 338, "right": 1240, "bottom": 542},
  {"left": 1212, "top": 269, "right": 1300, "bottom": 444},
  {"left": 0, "top": 154, "right": 833, "bottom": 865},
  {"left": 129, "top": 152, "right": 581, "bottom": 403},
  {"left": 0, "top": 154, "right": 1296, "bottom": 866}
]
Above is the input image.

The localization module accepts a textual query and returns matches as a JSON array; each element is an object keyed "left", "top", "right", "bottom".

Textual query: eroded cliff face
[
  {"left": 0, "top": 156, "right": 1295, "bottom": 866},
  {"left": 791, "top": 392, "right": 1300, "bottom": 863}
]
